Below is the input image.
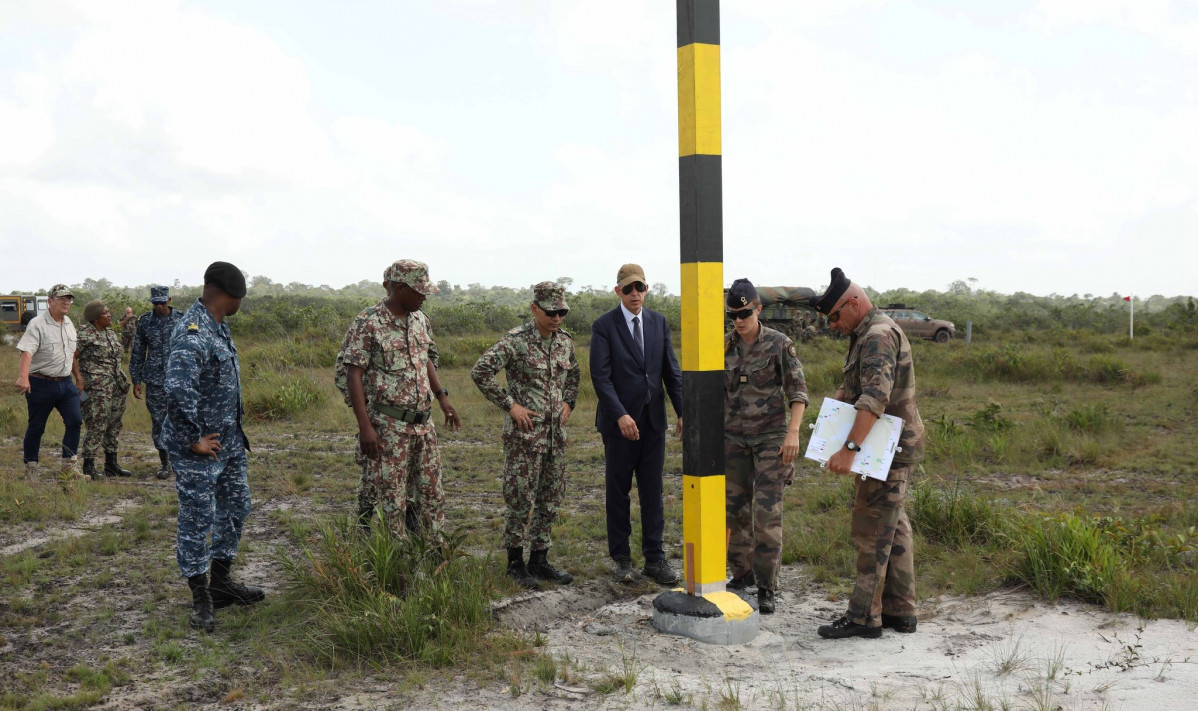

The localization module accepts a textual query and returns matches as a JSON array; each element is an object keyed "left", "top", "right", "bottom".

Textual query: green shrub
[
  {"left": 910, "top": 479, "right": 1006, "bottom": 547},
  {"left": 0, "top": 403, "right": 21, "bottom": 437},
  {"left": 244, "top": 374, "right": 325, "bottom": 421},
  {"left": 281, "top": 516, "right": 500, "bottom": 666},
  {"left": 1063, "top": 403, "right": 1120, "bottom": 433},
  {"left": 1010, "top": 514, "right": 1125, "bottom": 604}
]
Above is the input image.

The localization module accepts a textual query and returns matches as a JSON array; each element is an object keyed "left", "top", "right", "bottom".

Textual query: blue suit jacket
[{"left": 590, "top": 306, "right": 683, "bottom": 438}]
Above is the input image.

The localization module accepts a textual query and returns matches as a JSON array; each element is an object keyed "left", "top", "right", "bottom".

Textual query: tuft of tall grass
[
  {"left": 281, "top": 515, "right": 500, "bottom": 666},
  {"left": 1009, "top": 514, "right": 1125, "bottom": 605},
  {"left": 910, "top": 478, "right": 1007, "bottom": 547},
  {"left": 244, "top": 374, "right": 325, "bottom": 421}
]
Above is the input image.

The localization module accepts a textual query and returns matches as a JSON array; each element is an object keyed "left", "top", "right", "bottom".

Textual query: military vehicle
[
  {"left": 879, "top": 303, "right": 956, "bottom": 343},
  {"left": 1, "top": 294, "right": 45, "bottom": 332},
  {"left": 724, "top": 286, "right": 826, "bottom": 342}
]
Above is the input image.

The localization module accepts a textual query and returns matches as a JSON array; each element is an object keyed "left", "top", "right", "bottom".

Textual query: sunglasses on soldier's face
[
  {"left": 540, "top": 307, "right": 569, "bottom": 318},
  {"left": 621, "top": 281, "right": 648, "bottom": 295},
  {"left": 726, "top": 308, "right": 756, "bottom": 321},
  {"left": 827, "top": 296, "right": 855, "bottom": 324}
]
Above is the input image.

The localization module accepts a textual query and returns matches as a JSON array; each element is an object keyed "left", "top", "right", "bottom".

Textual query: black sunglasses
[
  {"left": 827, "top": 296, "right": 854, "bottom": 324},
  {"left": 726, "top": 308, "right": 756, "bottom": 321},
  {"left": 539, "top": 307, "right": 569, "bottom": 318},
  {"left": 621, "top": 281, "right": 648, "bottom": 295}
]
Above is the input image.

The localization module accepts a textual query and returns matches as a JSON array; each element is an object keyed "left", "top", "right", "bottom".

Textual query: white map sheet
[{"left": 803, "top": 397, "right": 903, "bottom": 481}]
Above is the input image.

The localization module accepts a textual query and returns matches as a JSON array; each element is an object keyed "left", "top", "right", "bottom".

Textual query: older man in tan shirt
[{"left": 15, "top": 284, "right": 85, "bottom": 481}]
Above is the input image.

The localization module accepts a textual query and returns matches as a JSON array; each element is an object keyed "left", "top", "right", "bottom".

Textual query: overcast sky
[{"left": 2, "top": 0, "right": 1195, "bottom": 299}]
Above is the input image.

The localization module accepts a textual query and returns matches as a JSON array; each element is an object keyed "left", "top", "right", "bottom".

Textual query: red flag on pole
[{"left": 1123, "top": 296, "right": 1131, "bottom": 301}]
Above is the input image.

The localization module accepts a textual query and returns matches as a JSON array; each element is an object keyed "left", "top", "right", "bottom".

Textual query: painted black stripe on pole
[
  {"left": 679, "top": 155, "right": 723, "bottom": 264},
  {"left": 677, "top": 0, "right": 720, "bottom": 47},
  {"left": 681, "top": 370, "right": 724, "bottom": 478}
]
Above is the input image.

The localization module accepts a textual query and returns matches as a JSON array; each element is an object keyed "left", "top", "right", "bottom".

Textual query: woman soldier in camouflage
[
  {"left": 723, "top": 278, "right": 808, "bottom": 614},
  {"left": 75, "top": 300, "right": 133, "bottom": 479}
]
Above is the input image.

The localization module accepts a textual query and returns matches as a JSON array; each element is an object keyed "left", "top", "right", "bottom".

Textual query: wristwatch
[
  {"left": 845, "top": 440, "right": 861, "bottom": 452},
  {"left": 436, "top": 387, "right": 449, "bottom": 398}
]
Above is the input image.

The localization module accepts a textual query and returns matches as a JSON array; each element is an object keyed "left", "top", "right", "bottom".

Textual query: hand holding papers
[{"left": 803, "top": 397, "right": 903, "bottom": 481}]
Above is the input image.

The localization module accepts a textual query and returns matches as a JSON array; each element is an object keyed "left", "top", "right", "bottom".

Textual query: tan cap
[
  {"left": 48, "top": 284, "right": 74, "bottom": 299},
  {"left": 616, "top": 263, "right": 646, "bottom": 289}
]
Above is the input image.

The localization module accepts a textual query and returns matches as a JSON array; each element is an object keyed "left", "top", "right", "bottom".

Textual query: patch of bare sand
[
  {"left": 405, "top": 570, "right": 1198, "bottom": 710},
  {"left": 0, "top": 498, "right": 139, "bottom": 556}
]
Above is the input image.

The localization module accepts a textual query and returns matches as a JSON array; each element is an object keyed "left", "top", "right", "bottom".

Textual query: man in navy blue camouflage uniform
[
  {"left": 131, "top": 285, "right": 184, "bottom": 479},
  {"left": 163, "top": 262, "right": 263, "bottom": 632}
]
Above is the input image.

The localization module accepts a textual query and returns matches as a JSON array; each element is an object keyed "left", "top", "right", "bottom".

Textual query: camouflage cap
[
  {"left": 385, "top": 259, "right": 440, "bottom": 295},
  {"left": 533, "top": 281, "right": 568, "bottom": 311},
  {"left": 48, "top": 284, "right": 74, "bottom": 299},
  {"left": 83, "top": 300, "right": 107, "bottom": 322},
  {"left": 150, "top": 285, "right": 170, "bottom": 304},
  {"left": 616, "top": 263, "right": 646, "bottom": 289},
  {"left": 809, "top": 267, "right": 851, "bottom": 315}
]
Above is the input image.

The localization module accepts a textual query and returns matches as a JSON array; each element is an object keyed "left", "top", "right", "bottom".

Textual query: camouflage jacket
[
  {"left": 130, "top": 307, "right": 184, "bottom": 386},
  {"left": 841, "top": 308, "right": 925, "bottom": 464},
  {"left": 724, "top": 325, "right": 809, "bottom": 437},
  {"left": 471, "top": 322, "right": 581, "bottom": 451},
  {"left": 76, "top": 322, "right": 130, "bottom": 394},
  {"left": 335, "top": 299, "right": 441, "bottom": 435},
  {"left": 162, "top": 300, "right": 249, "bottom": 459}
]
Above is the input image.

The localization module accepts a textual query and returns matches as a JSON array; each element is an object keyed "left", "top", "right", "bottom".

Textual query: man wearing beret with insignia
[
  {"left": 590, "top": 263, "right": 684, "bottom": 585},
  {"left": 335, "top": 259, "right": 460, "bottom": 545},
  {"left": 130, "top": 285, "right": 184, "bottom": 479},
  {"left": 75, "top": 300, "right": 132, "bottom": 480},
  {"left": 723, "top": 278, "right": 808, "bottom": 613},
  {"left": 15, "top": 284, "right": 85, "bottom": 481},
  {"left": 809, "top": 268, "right": 924, "bottom": 639},
  {"left": 471, "top": 281, "right": 581, "bottom": 589},
  {"left": 163, "top": 262, "right": 263, "bottom": 632}
]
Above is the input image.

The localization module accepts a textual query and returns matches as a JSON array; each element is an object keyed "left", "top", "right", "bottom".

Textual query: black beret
[
  {"left": 726, "top": 278, "right": 758, "bottom": 309},
  {"left": 204, "top": 261, "right": 247, "bottom": 299},
  {"left": 809, "top": 268, "right": 851, "bottom": 315}
]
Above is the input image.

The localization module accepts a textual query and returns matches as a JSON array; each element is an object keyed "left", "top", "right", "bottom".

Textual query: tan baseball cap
[{"left": 616, "top": 264, "right": 646, "bottom": 289}]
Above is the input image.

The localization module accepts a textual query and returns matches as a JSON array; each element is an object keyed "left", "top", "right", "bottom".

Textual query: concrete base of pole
[{"left": 651, "top": 589, "right": 759, "bottom": 645}]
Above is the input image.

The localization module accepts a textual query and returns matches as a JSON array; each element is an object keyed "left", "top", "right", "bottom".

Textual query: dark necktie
[{"left": 632, "top": 316, "right": 644, "bottom": 355}]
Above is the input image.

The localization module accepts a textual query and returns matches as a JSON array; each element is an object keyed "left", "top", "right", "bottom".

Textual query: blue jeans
[{"left": 23, "top": 376, "right": 83, "bottom": 463}]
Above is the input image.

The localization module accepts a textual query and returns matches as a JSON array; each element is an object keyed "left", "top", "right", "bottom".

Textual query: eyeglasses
[
  {"left": 621, "top": 281, "right": 648, "bottom": 295},
  {"left": 539, "top": 307, "right": 569, "bottom": 318},
  {"left": 726, "top": 308, "right": 756, "bottom": 321},
  {"left": 827, "top": 296, "right": 855, "bottom": 324}
]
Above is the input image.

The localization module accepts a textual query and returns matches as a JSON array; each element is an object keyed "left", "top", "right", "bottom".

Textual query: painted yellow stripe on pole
[
  {"left": 677, "top": 43, "right": 721, "bottom": 157},
  {"left": 682, "top": 474, "right": 726, "bottom": 589},
  {"left": 680, "top": 261, "right": 725, "bottom": 371}
]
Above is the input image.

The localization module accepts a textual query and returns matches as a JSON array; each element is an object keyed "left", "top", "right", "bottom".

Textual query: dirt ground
[{"left": 5, "top": 489, "right": 1195, "bottom": 711}]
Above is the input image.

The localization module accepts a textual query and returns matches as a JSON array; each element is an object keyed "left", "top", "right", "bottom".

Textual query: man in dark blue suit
[{"left": 590, "top": 264, "right": 684, "bottom": 584}]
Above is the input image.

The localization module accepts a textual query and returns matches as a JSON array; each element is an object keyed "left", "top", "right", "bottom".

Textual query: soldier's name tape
[{"left": 372, "top": 403, "right": 432, "bottom": 425}]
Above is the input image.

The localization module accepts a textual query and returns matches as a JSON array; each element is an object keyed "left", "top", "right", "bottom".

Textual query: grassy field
[{"left": 1, "top": 328, "right": 1196, "bottom": 709}]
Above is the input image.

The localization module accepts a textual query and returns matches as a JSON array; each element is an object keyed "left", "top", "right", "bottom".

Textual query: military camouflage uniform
[
  {"left": 131, "top": 305, "right": 184, "bottom": 451},
  {"left": 724, "top": 325, "right": 808, "bottom": 592},
  {"left": 336, "top": 300, "right": 446, "bottom": 541},
  {"left": 839, "top": 307, "right": 924, "bottom": 627},
  {"left": 119, "top": 313, "right": 136, "bottom": 354},
  {"left": 471, "top": 320, "right": 580, "bottom": 551},
  {"left": 76, "top": 321, "right": 130, "bottom": 460},
  {"left": 163, "top": 299, "right": 252, "bottom": 578}
]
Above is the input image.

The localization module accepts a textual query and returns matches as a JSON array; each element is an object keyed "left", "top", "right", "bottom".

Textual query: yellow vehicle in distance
[{"left": 1, "top": 294, "right": 46, "bottom": 332}]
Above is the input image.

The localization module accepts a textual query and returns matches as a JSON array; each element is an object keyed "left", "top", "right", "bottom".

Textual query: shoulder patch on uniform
[
  {"left": 187, "top": 322, "right": 199, "bottom": 333},
  {"left": 508, "top": 324, "right": 525, "bottom": 335},
  {"left": 788, "top": 344, "right": 798, "bottom": 357}
]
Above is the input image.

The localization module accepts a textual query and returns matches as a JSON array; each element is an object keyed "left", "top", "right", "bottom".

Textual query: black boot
[
  {"left": 104, "top": 451, "right": 132, "bottom": 478},
  {"left": 209, "top": 558, "right": 266, "bottom": 609},
  {"left": 188, "top": 574, "right": 215, "bottom": 632},
  {"left": 83, "top": 458, "right": 103, "bottom": 480},
  {"left": 757, "top": 587, "right": 776, "bottom": 614},
  {"left": 527, "top": 548, "right": 573, "bottom": 585},
  {"left": 155, "top": 450, "right": 170, "bottom": 480},
  {"left": 506, "top": 547, "right": 540, "bottom": 590}
]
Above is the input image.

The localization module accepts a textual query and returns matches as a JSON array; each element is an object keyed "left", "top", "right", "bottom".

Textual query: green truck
[{"left": 724, "top": 286, "right": 826, "bottom": 342}]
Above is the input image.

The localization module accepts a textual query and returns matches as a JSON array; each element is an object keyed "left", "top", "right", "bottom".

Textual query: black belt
[
  {"left": 373, "top": 403, "right": 431, "bottom": 425},
  {"left": 31, "top": 373, "right": 69, "bottom": 382}
]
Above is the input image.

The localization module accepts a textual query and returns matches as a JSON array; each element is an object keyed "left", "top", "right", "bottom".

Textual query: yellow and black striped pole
[
  {"left": 654, "top": 0, "right": 755, "bottom": 643},
  {"left": 677, "top": 0, "right": 724, "bottom": 597}
]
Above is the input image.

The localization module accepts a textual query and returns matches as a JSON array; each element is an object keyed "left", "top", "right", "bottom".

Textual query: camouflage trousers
[
  {"left": 725, "top": 434, "right": 793, "bottom": 592},
  {"left": 356, "top": 417, "right": 444, "bottom": 544},
  {"left": 172, "top": 451, "right": 251, "bottom": 578},
  {"left": 847, "top": 463, "right": 917, "bottom": 627},
  {"left": 144, "top": 384, "right": 169, "bottom": 451},
  {"left": 502, "top": 436, "right": 566, "bottom": 551},
  {"left": 80, "top": 386, "right": 127, "bottom": 459}
]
